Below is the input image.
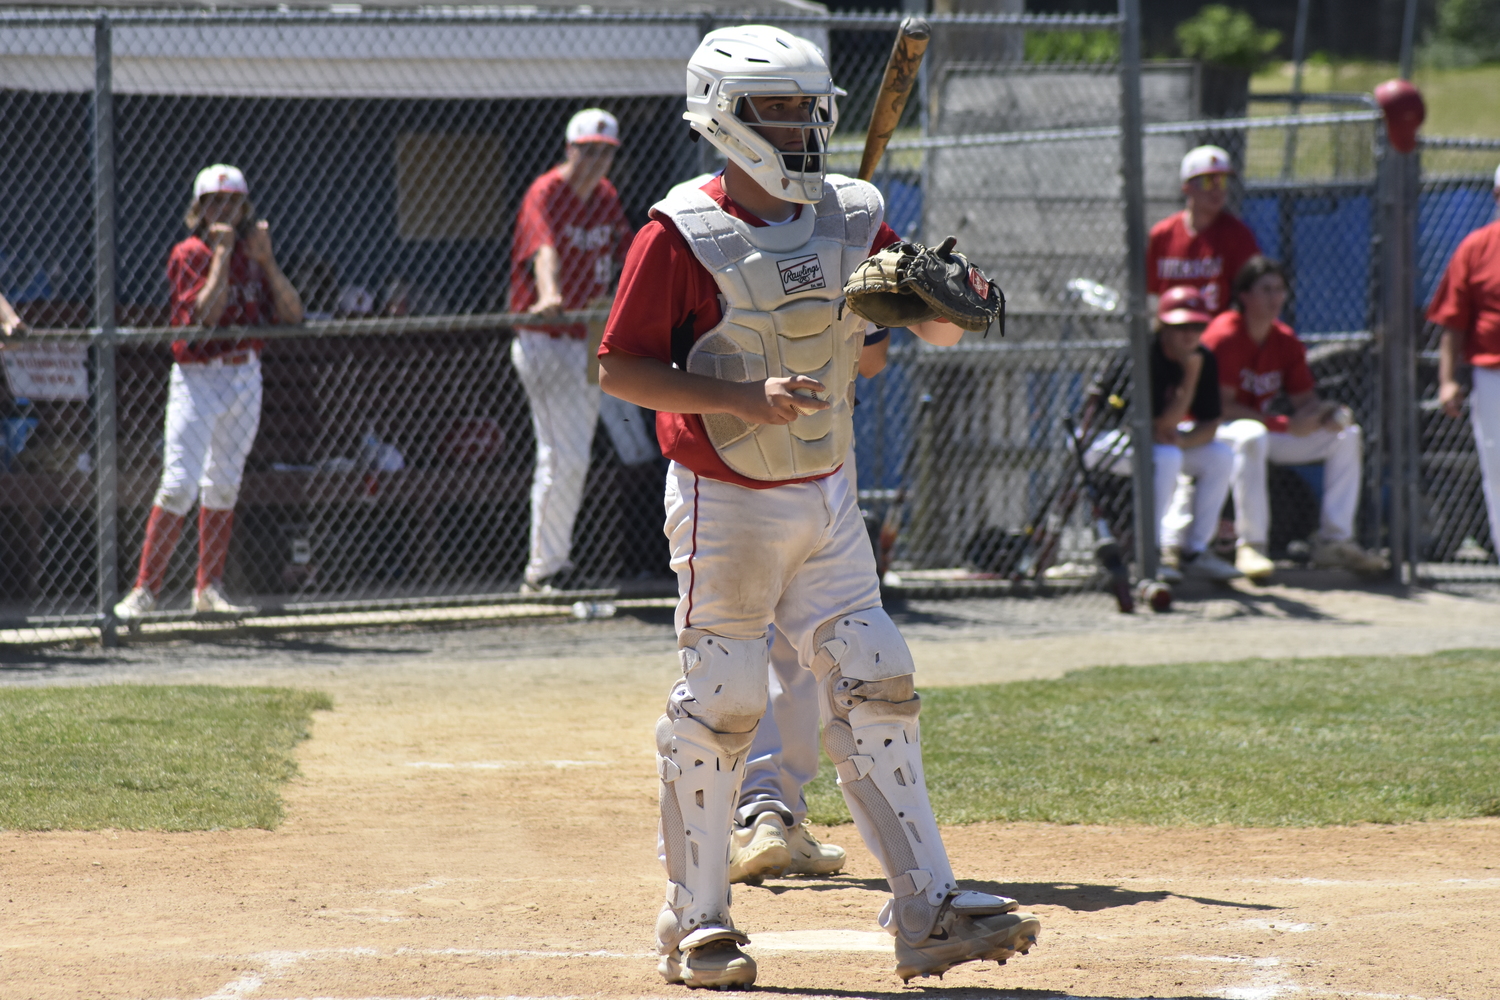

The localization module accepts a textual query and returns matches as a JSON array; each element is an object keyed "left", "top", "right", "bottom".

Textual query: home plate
[{"left": 746, "top": 930, "right": 892, "bottom": 952}]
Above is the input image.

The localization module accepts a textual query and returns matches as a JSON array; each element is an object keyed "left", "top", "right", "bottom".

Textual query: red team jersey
[
  {"left": 1427, "top": 220, "right": 1500, "bottom": 371},
  {"left": 1201, "top": 310, "right": 1316, "bottom": 434},
  {"left": 600, "top": 174, "right": 900, "bottom": 490},
  {"left": 167, "top": 235, "right": 272, "bottom": 364},
  {"left": 1146, "top": 210, "right": 1261, "bottom": 314},
  {"left": 509, "top": 166, "right": 635, "bottom": 340}
]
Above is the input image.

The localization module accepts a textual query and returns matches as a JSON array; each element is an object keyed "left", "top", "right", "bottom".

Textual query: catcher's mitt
[{"left": 842, "top": 236, "right": 1005, "bottom": 335}]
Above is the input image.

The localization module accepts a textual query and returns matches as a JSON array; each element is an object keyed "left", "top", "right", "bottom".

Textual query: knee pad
[
  {"left": 153, "top": 483, "right": 197, "bottom": 518},
  {"left": 668, "top": 629, "right": 769, "bottom": 734},
  {"left": 199, "top": 484, "right": 241, "bottom": 511},
  {"left": 810, "top": 607, "right": 915, "bottom": 682}
]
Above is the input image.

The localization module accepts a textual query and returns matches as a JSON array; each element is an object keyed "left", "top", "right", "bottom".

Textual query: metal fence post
[
  {"left": 1377, "top": 134, "right": 1420, "bottom": 584},
  {"left": 93, "top": 14, "right": 120, "bottom": 645},
  {"left": 1118, "top": 0, "right": 1156, "bottom": 581}
]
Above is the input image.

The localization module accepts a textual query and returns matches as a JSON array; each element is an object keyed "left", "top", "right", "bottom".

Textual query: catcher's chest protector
[{"left": 656, "top": 175, "right": 883, "bottom": 481}]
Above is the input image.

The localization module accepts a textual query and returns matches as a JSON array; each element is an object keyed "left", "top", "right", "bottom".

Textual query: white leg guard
[
  {"left": 656, "top": 630, "right": 769, "bottom": 962},
  {"left": 812, "top": 608, "right": 957, "bottom": 946}
]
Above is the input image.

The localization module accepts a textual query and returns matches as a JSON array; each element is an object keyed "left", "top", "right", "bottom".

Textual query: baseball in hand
[{"left": 792, "top": 388, "right": 824, "bottom": 415}]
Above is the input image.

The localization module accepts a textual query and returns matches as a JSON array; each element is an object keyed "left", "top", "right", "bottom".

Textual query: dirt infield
[{"left": 4, "top": 577, "right": 1500, "bottom": 1000}]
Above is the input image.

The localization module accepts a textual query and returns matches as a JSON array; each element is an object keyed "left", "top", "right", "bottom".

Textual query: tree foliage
[{"left": 1176, "top": 5, "right": 1283, "bottom": 72}]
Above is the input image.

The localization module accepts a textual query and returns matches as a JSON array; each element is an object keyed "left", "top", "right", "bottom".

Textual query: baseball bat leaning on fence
[
  {"left": 857, "top": 16, "right": 930, "bottom": 182},
  {"left": 1064, "top": 415, "right": 1134, "bottom": 614}
]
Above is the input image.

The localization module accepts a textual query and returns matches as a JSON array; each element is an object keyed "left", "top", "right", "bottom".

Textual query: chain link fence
[
  {"left": 0, "top": 6, "right": 1463, "bottom": 643},
  {"left": 1415, "top": 135, "right": 1500, "bottom": 580}
]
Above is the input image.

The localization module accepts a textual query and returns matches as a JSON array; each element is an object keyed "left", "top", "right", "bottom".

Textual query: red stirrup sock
[
  {"left": 135, "top": 505, "right": 185, "bottom": 596},
  {"left": 197, "top": 508, "right": 236, "bottom": 592}
]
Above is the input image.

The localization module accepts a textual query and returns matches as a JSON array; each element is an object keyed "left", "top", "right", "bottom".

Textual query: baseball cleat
[
  {"left": 785, "top": 820, "right": 845, "bottom": 876},
  {"left": 113, "top": 586, "right": 156, "bottom": 620},
  {"left": 1158, "top": 546, "right": 1184, "bottom": 584},
  {"left": 1182, "top": 549, "right": 1242, "bottom": 581},
  {"left": 893, "top": 898, "right": 1040, "bottom": 983},
  {"left": 1235, "top": 543, "right": 1276, "bottom": 582},
  {"left": 659, "top": 927, "right": 757, "bottom": 990},
  {"left": 192, "top": 582, "right": 253, "bottom": 616},
  {"left": 729, "top": 811, "right": 792, "bottom": 884},
  {"left": 1311, "top": 538, "right": 1389, "bottom": 577}
]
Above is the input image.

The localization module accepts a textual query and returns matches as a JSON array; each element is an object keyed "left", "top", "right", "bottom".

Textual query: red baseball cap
[{"left": 1158, "top": 285, "right": 1214, "bottom": 326}]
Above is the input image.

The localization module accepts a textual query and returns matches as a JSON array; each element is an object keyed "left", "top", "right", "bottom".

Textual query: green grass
[
  {"left": 806, "top": 650, "right": 1500, "bottom": 828},
  {"left": 1253, "top": 60, "right": 1500, "bottom": 138},
  {"left": 0, "top": 685, "right": 332, "bottom": 831}
]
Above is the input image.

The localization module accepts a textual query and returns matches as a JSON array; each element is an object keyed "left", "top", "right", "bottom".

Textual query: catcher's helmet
[{"left": 684, "top": 24, "right": 843, "bottom": 204}]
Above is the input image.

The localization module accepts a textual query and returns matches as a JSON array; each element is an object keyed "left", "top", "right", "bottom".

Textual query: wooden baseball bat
[{"left": 857, "top": 16, "right": 931, "bottom": 183}]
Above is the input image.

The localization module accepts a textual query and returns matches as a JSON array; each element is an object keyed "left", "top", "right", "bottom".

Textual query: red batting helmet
[
  {"left": 1157, "top": 286, "right": 1214, "bottom": 327},
  {"left": 1375, "top": 79, "right": 1425, "bottom": 155}
]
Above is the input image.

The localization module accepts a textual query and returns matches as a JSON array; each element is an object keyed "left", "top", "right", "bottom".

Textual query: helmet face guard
[{"left": 684, "top": 26, "right": 844, "bottom": 204}]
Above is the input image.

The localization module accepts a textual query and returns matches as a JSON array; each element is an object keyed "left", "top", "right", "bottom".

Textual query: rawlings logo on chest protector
[{"left": 778, "top": 254, "right": 826, "bottom": 295}]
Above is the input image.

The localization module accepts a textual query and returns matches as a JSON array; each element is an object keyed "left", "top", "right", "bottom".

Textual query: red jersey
[
  {"left": 1202, "top": 310, "right": 1316, "bottom": 434},
  {"left": 1146, "top": 210, "right": 1261, "bottom": 314},
  {"left": 1427, "top": 219, "right": 1500, "bottom": 370},
  {"left": 600, "top": 175, "right": 899, "bottom": 490},
  {"left": 167, "top": 235, "right": 272, "bottom": 364},
  {"left": 509, "top": 166, "right": 634, "bottom": 340}
]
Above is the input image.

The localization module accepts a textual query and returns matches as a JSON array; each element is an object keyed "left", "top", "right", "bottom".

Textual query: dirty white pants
[
  {"left": 1216, "top": 418, "right": 1363, "bottom": 546},
  {"left": 155, "top": 356, "right": 262, "bottom": 515},
  {"left": 1471, "top": 365, "right": 1500, "bottom": 554},
  {"left": 1085, "top": 429, "right": 1233, "bottom": 554}
]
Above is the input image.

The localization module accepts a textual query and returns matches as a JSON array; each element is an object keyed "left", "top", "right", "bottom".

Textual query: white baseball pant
[
  {"left": 1085, "top": 430, "right": 1233, "bottom": 553},
  {"left": 1470, "top": 365, "right": 1500, "bottom": 555},
  {"left": 737, "top": 623, "right": 821, "bottom": 827},
  {"left": 665, "top": 461, "right": 881, "bottom": 657},
  {"left": 155, "top": 356, "right": 263, "bottom": 515},
  {"left": 512, "top": 329, "right": 658, "bottom": 585},
  {"left": 1215, "top": 418, "right": 1363, "bottom": 546}
]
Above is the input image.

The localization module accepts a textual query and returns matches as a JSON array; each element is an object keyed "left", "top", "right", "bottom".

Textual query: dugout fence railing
[{"left": 0, "top": 5, "right": 1472, "bottom": 645}]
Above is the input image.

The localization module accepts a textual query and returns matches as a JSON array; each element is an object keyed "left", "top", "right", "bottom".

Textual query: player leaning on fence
[
  {"left": 597, "top": 24, "right": 1038, "bottom": 991},
  {"left": 1203, "top": 255, "right": 1387, "bottom": 581},
  {"left": 115, "top": 164, "right": 303, "bottom": 621},
  {"left": 509, "top": 109, "right": 637, "bottom": 595},
  {"left": 1147, "top": 145, "right": 1261, "bottom": 316},
  {"left": 1429, "top": 162, "right": 1500, "bottom": 562}
]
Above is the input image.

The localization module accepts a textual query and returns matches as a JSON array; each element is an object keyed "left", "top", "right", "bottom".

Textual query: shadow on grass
[{"left": 753, "top": 876, "right": 1276, "bottom": 914}]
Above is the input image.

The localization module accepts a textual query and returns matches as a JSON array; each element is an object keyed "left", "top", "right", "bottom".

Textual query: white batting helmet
[{"left": 684, "top": 24, "right": 842, "bottom": 204}]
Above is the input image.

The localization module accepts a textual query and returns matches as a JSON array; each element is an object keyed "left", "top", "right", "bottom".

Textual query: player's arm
[
  {"left": 1152, "top": 350, "right": 1202, "bottom": 441},
  {"left": 192, "top": 224, "right": 238, "bottom": 326},
  {"left": 531, "top": 244, "right": 564, "bottom": 316},
  {"left": 859, "top": 332, "right": 890, "bottom": 378},
  {"left": 1216, "top": 382, "right": 1266, "bottom": 424},
  {"left": 1438, "top": 325, "right": 1467, "bottom": 418},
  {"left": 244, "top": 220, "right": 303, "bottom": 325},
  {"left": 1179, "top": 416, "right": 1219, "bottom": 449},
  {"left": 599, "top": 350, "right": 828, "bottom": 426},
  {"left": 0, "top": 292, "right": 24, "bottom": 337}
]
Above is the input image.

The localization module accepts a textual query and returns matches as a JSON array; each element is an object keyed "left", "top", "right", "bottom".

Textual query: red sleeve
[
  {"left": 1222, "top": 218, "right": 1262, "bottom": 290},
  {"left": 166, "top": 240, "right": 211, "bottom": 327},
  {"left": 1145, "top": 223, "right": 1166, "bottom": 294},
  {"left": 600, "top": 219, "right": 700, "bottom": 362},
  {"left": 1427, "top": 237, "right": 1474, "bottom": 333},
  {"left": 871, "top": 221, "right": 900, "bottom": 254},
  {"left": 512, "top": 176, "right": 557, "bottom": 264},
  {"left": 1281, "top": 334, "right": 1316, "bottom": 396}
]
